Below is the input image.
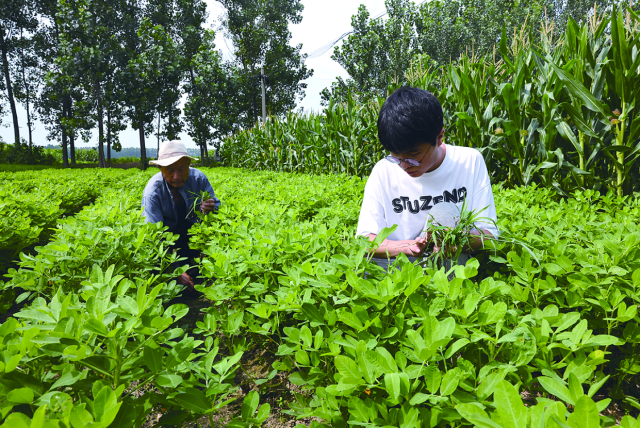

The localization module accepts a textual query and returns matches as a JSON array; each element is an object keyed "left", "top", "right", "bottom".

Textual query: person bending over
[
  {"left": 141, "top": 140, "right": 220, "bottom": 289},
  {"left": 356, "top": 86, "right": 499, "bottom": 268}
]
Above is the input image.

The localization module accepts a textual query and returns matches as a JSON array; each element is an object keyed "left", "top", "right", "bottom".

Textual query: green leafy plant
[{"left": 2, "top": 167, "right": 640, "bottom": 427}]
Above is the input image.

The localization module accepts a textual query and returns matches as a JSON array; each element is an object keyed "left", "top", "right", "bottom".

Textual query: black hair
[{"left": 377, "top": 86, "right": 443, "bottom": 154}]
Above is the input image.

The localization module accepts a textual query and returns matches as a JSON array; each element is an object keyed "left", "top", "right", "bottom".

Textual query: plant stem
[
  {"left": 616, "top": 105, "right": 627, "bottom": 196},
  {"left": 579, "top": 130, "right": 585, "bottom": 187}
]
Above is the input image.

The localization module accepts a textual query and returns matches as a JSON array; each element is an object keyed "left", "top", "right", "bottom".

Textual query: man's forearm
[
  {"left": 468, "top": 229, "right": 494, "bottom": 252},
  {"left": 365, "top": 234, "right": 423, "bottom": 258}
]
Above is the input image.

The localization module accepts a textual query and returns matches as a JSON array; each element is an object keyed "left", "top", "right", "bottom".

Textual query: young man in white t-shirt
[{"left": 356, "top": 86, "right": 499, "bottom": 265}]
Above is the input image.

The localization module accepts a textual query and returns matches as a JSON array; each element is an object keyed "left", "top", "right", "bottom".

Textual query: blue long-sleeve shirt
[{"left": 141, "top": 168, "right": 221, "bottom": 235}]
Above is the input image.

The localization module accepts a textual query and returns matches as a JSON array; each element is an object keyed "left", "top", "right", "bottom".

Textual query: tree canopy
[
  {"left": 323, "top": 0, "right": 636, "bottom": 102},
  {"left": 0, "top": 0, "right": 312, "bottom": 167},
  {"left": 218, "top": 0, "right": 312, "bottom": 130}
]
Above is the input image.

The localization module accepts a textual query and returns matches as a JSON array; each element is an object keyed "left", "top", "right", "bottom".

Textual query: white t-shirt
[{"left": 356, "top": 144, "right": 499, "bottom": 241}]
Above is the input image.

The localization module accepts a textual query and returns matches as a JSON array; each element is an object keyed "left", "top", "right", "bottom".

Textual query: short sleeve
[
  {"left": 470, "top": 154, "right": 499, "bottom": 237},
  {"left": 356, "top": 168, "right": 386, "bottom": 237}
]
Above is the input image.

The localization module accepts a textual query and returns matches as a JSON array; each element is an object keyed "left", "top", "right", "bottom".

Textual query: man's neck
[
  {"left": 425, "top": 143, "right": 447, "bottom": 173},
  {"left": 165, "top": 181, "right": 183, "bottom": 200}
]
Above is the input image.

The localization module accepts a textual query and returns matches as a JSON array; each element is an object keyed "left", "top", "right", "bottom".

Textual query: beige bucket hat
[{"left": 149, "top": 140, "right": 198, "bottom": 166}]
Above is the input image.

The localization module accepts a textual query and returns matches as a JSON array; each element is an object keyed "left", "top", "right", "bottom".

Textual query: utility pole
[{"left": 260, "top": 67, "right": 266, "bottom": 124}]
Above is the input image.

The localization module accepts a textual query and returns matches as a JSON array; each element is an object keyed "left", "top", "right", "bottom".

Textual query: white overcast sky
[{"left": 0, "top": 0, "right": 387, "bottom": 149}]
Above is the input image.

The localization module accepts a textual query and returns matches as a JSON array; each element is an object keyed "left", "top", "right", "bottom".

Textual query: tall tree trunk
[
  {"left": 139, "top": 114, "right": 147, "bottom": 170},
  {"left": 106, "top": 109, "right": 111, "bottom": 165},
  {"left": 25, "top": 90, "right": 33, "bottom": 148},
  {"left": 203, "top": 139, "right": 209, "bottom": 164},
  {"left": 199, "top": 134, "right": 205, "bottom": 166},
  {"left": 168, "top": 106, "right": 173, "bottom": 140},
  {"left": 1, "top": 33, "right": 20, "bottom": 144},
  {"left": 20, "top": 32, "right": 33, "bottom": 148},
  {"left": 157, "top": 111, "right": 161, "bottom": 153},
  {"left": 95, "top": 80, "right": 105, "bottom": 168},
  {"left": 61, "top": 107, "right": 69, "bottom": 168},
  {"left": 67, "top": 98, "right": 76, "bottom": 165},
  {"left": 69, "top": 133, "right": 75, "bottom": 165}
]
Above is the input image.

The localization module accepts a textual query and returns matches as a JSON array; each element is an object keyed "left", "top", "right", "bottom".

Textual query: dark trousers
[{"left": 171, "top": 225, "right": 202, "bottom": 285}]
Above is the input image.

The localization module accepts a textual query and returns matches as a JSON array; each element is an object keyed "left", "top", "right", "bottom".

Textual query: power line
[
  {"left": 220, "top": 1, "right": 433, "bottom": 96},
  {"left": 306, "top": 0, "right": 429, "bottom": 60}
]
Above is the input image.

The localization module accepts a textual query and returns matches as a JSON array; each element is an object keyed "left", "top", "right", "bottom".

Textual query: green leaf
[
  {"left": 176, "top": 387, "right": 210, "bottom": 414},
  {"left": 566, "top": 395, "right": 600, "bottom": 428},
  {"left": 477, "top": 369, "right": 507, "bottom": 401},
  {"left": 440, "top": 368, "right": 459, "bottom": 396},
  {"left": 226, "top": 310, "right": 244, "bottom": 332},
  {"left": 555, "top": 313, "right": 581, "bottom": 333},
  {"left": 560, "top": 103, "right": 596, "bottom": 137},
  {"left": 348, "top": 397, "right": 369, "bottom": 422},
  {"left": 156, "top": 372, "right": 183, "bottom": 388},
  {"left": 357, "top": 348, "right": 378, "bottom": 384},
  {"left": 596, "top": 398, "right": 611, "bottom": 412},
  {"left": 538, "top": 376, "right": 574, "bottom": 405},
  {"left": 5, "top": 353, "right": 22, "bottom": 372},
  {"left": 7, "top": 387, "right": 34, "bottom": 404},
  {"left": 31, "top": 404, "right": 47, "bottom": 428},
  {"left": 478, "top": 301, "right": 507, "bottom": 325},
  {"left": 400, "top": 405, "right": 419, "bottom": 428},
  {"left": 301, "top": 303, "right": 325, "bottom": 325},
  {"left": 242, "top": 391, "right": 260, "bottom": 420},
  {"left": 585, "top": 335, "right": 619, "bottom": 347},
  {"left": 95, "top": 284, "right": 113, "bottom": 318},
  {"left": 545, "top": 56, "right": 607, "bottom": 118},
  {"left": 16, "top": 310, "right": 55, "bottom": 324},
  {"left": 117, "top": 295, "right": 139, "bottom": 316},
  {"left": 335, "top": 355, "right": 362, "bottom": 379},
  {"left": 70, "top": 403, "right": 94, "bottom": 428},
  {"left": 424, "top": 365, "right": 442, "bottom": 394},
  {"left": 409, "top": 393, "right": 431, "bottom": 405},
  {"left": 457, "top": 403, "right": 503, "bottom": 428},
  {"left": 376, "top": 347, "right": 398, "bottom": 373},
  {"left": 314, "top": 329, "right": 324, "bottom": 349},
  {"left": 494, "top": 380, "right": 527, "bottom": 428},
  {"left": 570, "top": 320, "right": 588, "bottom": 346},
  {"left": 93, "top": 386, "right": 121, "bottom": 425},
  {"left": 254, "top": 403, "right": 270, "bottom": 424},
  {"left": 1, "top": 413, "right": 31, "bottom": 428},
  {"left": 632, "top": 269, "right": 640, "bottom": 288},
  {"left": 557, "top": 121, "right": 583, "bottom": 155},
  {"left": 384, "top": 373, "right": 401, "bottom": 401},
  {"left": 568, "top": 373, "right": 584, "bottom": 403},
  {"left": 83, "top": 318, "right": 109, "bottom": 336},
  {"left": 588, "top": 375, "right": 610, "bottom": 398},
  {"left": 144, "top": 345, "right": 163, "bottom": 373},
  {"left": 620, "top": 415, "right": 638, "bottom": 428},
  {"left": 295, "top": 349, "right": 310, "bottom": 366},
  {"left": 300, "top": 325, "right": 313, "bottom": 347},
  {"left": 51, "top": 370, "right": 82, "bottom": 390}
]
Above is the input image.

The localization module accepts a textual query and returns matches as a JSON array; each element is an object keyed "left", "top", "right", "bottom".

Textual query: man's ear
[{"left": 436, "top": 128, "right": 445, "bottom": 145}]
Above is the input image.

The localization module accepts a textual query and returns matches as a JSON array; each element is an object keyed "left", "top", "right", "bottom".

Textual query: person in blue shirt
[{"left": 141, "top": 140, "right": 220, "bottom": 290}]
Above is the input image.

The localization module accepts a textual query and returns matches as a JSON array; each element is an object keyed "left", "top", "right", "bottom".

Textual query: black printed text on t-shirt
[{"left": 391, "top": 187, "right": 467, "bottom": 214}]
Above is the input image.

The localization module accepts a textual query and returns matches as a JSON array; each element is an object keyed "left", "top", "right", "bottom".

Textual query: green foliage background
[{"left": 223, "top": 6, "right": 640, "bottom": 197}]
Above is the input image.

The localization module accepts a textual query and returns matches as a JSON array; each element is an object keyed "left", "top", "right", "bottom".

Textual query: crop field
[{"left": 1, "top": 167, "right": 639, "bottom": 427}]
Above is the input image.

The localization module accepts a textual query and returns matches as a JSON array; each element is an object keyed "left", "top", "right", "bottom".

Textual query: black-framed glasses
[{"left": 385, "top": 144, "right": 432, "bottom": 167}]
